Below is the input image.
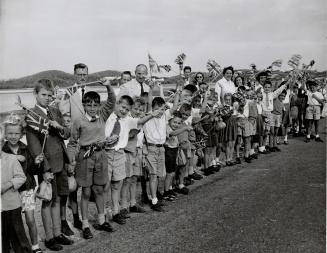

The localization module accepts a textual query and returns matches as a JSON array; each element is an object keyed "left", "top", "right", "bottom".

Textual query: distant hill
[
  {"left": 0, "top": 69, "right": 121, "bottom": 89},
  {"left": 0, "top": 69, "right": 325, "bottom": 90}
]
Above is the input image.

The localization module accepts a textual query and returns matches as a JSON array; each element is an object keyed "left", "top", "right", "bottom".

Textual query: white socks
[
  {"left": 98, "top": 213, "right": 105, "bottom": 225},
  {"left": 152, "top": 197, "right": 158, "bottom": 205},
  {"left": 82, "top": 219, "right": 89, "bottom": 229}
]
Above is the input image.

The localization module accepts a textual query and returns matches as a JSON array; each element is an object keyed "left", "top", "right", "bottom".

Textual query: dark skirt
[
  {"left": 223, "top": 115, "right": 238, "bottom": 142},
  {"left": 202, "top": 122, "right": 218, "bottom": 147}
]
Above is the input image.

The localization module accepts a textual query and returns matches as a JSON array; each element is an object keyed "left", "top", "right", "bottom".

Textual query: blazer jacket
[{"left": 25, "top": 105, "right": 70, "bottom": 174}]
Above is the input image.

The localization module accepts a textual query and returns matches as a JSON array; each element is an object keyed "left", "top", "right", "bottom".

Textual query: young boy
[
  {"left": 142, "top": 97, "right": 170, "bottom": 212},
  {"left": 2, "top": 114, "right": 44, "bottom": 253},
  {"left": 304, "top": 80, "right": 325, "bottom": 142},
  {"left": 104, "top": 95, "right": 164, "bottom": 223},
  {"left": 26, "top": 79, "right": 73, "bottom": 251},
  {"left": 1, "top": 124, "right": 32, "bottom": 253},
  {"left": 261, "top": 80, "right": 288, "bottom": 152},
  {"left": 67, "top": 79, "right": 116, "bottom": 239},
  {"left": 163, "top": 111, "right": 192, "bottom": 201},
  {"left": 270, "top": 91, "right": 287, "bottom": 151},
  {"left": 120, "top": 97, "right": 147, "bottom": 219}
]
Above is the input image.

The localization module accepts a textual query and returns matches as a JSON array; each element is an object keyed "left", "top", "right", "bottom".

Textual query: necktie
[
  {"left": 90, "top": 116, "right": 97, "bottom": 122},
  {"left": 265, "top": 94, "right": 269, "bottom": 109},
  {"left": 81, "top": 88, "right": 85, "bottom": 99},
  {"left": 140, "top": 83, "right": 145, "bottom": 96},
  {"left": 111, "top": 117, "right": 121, "bottom": 136}
]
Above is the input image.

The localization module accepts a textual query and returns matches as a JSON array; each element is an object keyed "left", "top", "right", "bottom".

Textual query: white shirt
[
  {"left": 143, "top": 111, "right": 168, "bottom": 145},
  {"left": 215, "top": 77, "right": 236, "bottom": 103},
  {"left": 136, "top": 130, "right": 144, "bottom": 148},
  {"left": 118, "top": 78, "right": 150, "bottom": 98},
  {"left": 105, "top": 113, "right": 138, "bottom": 151},
  {"left": 257, "top": 102, "right": 263, "bottom": 115},
  {"left": 261, "top": 84, "right": 286, "bottom": 112},
  {"left": 307, "top": 91, "right": 324, "bottom": 106},
  {"left": 254, "top": 83, "right": 263, "bottom": 92},
  {"left": 283, "top": 89, "right": 291, "bottom": 104}
]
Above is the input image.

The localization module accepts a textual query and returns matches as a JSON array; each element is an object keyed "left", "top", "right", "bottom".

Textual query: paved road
[{"left": 61, "top": 130, "right": 325, "bottom": 253}]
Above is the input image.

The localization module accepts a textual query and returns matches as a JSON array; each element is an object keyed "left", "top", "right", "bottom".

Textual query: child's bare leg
[
  {"left": 244, "top": 137, "right": 251, "bottom": 158},
  {"left": 314, "top": 120, "right": 319, "bottom": 136},
  {"left": 149, "top": 174, "right": 158, "bottom": 203},
  {"left": 121, "top": 177, "right": 131, "bottom": 210},
  {"left": 269, "top": 128, "right": 274, "bottom": 148},
  {"left": 111, "top": 181, "right": 123, "bottom": 216},
  {"left": 81, "top": 187, "right": 91, "bottom": 228},
  {"left": 164, "top": 172, "right": 175, "bottom": 191},
  {"left": 92, "top": 185, "right": 105, "bottom": 225},
  {"left": 306, "top": 120, "right": 313, "bottom": 138},
  {"left": 130, "top": 176, "right": 138, "bottom": 207},
  {"left": 25, "top": 210, "right": 39, "bottom": 246},
  {"left": 236, "top": 136, "right": 241, "bottom": 158}
]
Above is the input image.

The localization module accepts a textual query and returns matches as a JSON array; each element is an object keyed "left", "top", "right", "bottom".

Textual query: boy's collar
[{"left": 85, "top": 113, "right": 99, "bottom": 122}]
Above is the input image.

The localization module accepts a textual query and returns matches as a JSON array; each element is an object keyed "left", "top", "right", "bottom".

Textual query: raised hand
[{"left": 35, "top": 153, "right": 44, "bottom": 164}]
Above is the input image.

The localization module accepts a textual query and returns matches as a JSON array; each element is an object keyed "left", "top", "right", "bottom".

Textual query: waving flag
[
  {"left": 148, "top": 54, "right": 160, "bottom": 73},
  {"left": 206, "top": 59, "right": 222, "bottom": 78},
  {"left": 25, "top": 111, "right": 49, "bottom": 135},
  {"left": 159, "top": 65, "right": 172, "bottom": 72},
  {"left": 288, "top": 54, "right": 302, "bottom": 69},
  {"left": 175, "top": 53, "right": 186, "bottom": 65},
  {"left": 250, "top": 64, "right": 257, "bottom": 71},
  {"left": 271, "top": 59, "right": 283, "bottom": 68}
]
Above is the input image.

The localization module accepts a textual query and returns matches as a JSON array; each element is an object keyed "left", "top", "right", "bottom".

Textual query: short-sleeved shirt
[
  {"left": 307, "top": 91, "right": 324, "bottom": 106},
  {"left": 165, "top": 125, "right": 179, "bottom": 148},
  {"left": 143, "top": 110, "right": 170, "bottom": 145}
]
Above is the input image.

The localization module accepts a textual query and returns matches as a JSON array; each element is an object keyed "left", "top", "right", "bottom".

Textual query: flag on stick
[
  {"left": 25, "top": 111, "right": 49, "bottom": 135},
  {"left": 159, "top": 65, "right": 172, "bottom": 72},
  {"left": 175, "top": 53, "right": 186, "bottom": 72},
  {"left": 206, "top": 59, "right": 222, "bottom": 79},
  {"left": 148, "top": 54, "right": 160, "bottom": 74},
  {"left": 288, "top": 54, "right": 302, "bottom": 69}
]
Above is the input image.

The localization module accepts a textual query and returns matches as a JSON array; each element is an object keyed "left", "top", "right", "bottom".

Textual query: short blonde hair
[{"left": 2, "top": 113, "right": 26, "bottom": 134}]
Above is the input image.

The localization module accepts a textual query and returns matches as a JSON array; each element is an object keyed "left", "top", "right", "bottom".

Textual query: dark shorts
[
  {"left": 165, "top": 146, "right": 178, "bottom": 174},
  {"left": 75, "top": 149, "right": 109, "bottom": 187}
]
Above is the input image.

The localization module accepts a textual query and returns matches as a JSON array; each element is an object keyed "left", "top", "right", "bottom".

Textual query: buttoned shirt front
[
  {"left": 118, "top": 79, "right": 150, "bottom": 98},
  {"left": 215, "top": 77, "right": 236, "bottom": 103},
  {"left": 105, "top": 113, "right": 138, "bottom": 150}
]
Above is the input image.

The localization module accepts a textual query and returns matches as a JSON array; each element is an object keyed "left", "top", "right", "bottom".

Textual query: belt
[
  {"left": 147, "top": 143, "right": 164, "bottom": 147},
  {"left": 80, "top": 143, "right": 105, "bottom": 151}
]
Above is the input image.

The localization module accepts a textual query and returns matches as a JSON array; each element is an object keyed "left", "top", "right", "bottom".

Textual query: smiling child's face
[
  {"left": 131, "top": 103, "right": 146, "bottom": 118},
  {"left": 170, "top": 117, "right": 182, "bottom": 130}
]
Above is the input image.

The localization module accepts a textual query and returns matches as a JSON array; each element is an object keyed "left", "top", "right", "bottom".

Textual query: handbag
[
  {"left": 35, "top": 181, "right": 52, "bottom": 201},
  {"left": 176, "top": 148, "right": 187, "bottom": 167}
]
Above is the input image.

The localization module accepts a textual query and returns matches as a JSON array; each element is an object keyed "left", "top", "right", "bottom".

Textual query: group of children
[{"left": 1, "top": 64, "right": 325, "bottom": 253}]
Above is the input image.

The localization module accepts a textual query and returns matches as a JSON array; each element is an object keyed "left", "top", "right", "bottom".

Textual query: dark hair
[
  {"left": 179, "top": 103, "right": 192, "bottom": 112},
  {"left": 133, "top": 96, "right": 146, "bottom": 107},
  {"left": 141, "top": 92, "right": 149, "bottom": 97},
  {"left": 234, "top": 76, "right": 244, "bottom": 86},
  {"left": 74, "top": 63, "right": 88, "bottom": 72},
  {"left": 237, "top": 85, "right": 246, "bottom": 92},
  {"left": 183, "top": 66, "right": 191, "bottom": 72},
  {"left": 83, "top": 91, "right": 100, "bottom": 104},
  {"left": 119, "top": 95, "right": 134, "bottom": 106},
  {"left": 263, "top": 81, "right": 272, "bottom": 87},
  {"left": 194, "top": 72, "right": 204, "bottom": 83},
  {"left": 223, "top": 66, "right": 234, "bottom": 75},
  {"left": 306, "top": 80, "right": 318, "bottom": 87},
  {"left": 34, "top": 79, "right": 54, "bottom": 94},
  {"left": 199, "top": 82, "right": 208, "bottom": 87},
  {"left": 172, "top": 111, "right": 183, "bottom": 119},
  {"left": 152, "top": 97, "right": 165, "bottom": 108},
  {"left": 256, "top": 71, "right": 268, "bottom": 82},
  {"left": 121, "top": 71, "right": 132, "bottom": 77},
  {"left": 184, "top": 84, "right": 198, "bottom": 94},
  {"left": 280, "top": 89, "right": 287, "bottom": 95}
]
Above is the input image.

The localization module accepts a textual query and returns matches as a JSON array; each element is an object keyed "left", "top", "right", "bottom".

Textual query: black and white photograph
[{"left": 0, "top": 0, "right": 326, "bottom": 252}]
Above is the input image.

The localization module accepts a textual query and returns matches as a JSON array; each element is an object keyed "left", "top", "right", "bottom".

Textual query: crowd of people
[{"left": 1, "top": 62, "right": 326, "bottom": 252}]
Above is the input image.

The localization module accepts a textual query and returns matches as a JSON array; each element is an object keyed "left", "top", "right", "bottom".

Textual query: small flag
[
  {"left": 175, "top": 53, "right": 186, "bottom": 66},
  {"left": 271, "top": 59, "right": 283, "bottom": 68},
  {"left": 206, "top": 59, "right": 222, "bottom": 78},
  {"left": 25, "top": 111, "right": 49, "bottom": 135},
  {"left": 159, "top": 65, "right": 172, "bottom": 72},
  {"left": 250, "top": 64, "right": 257, "bottom": 71},
  {"left": 288, "top": 54, "right": 302, "bottom": 69},
  {"left": 148, "top": 54, "right": 160, "bottom": 73}
]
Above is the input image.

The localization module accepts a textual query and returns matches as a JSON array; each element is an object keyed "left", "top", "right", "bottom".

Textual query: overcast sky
[{"left": 0, "top": 0, "right": 326, "bottom": 79}]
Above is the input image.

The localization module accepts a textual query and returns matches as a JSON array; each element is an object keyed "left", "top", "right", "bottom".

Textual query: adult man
[
  {"left": 59, "top": 63, "right": 89, "bottom": 123},
  {"left": 118, "top": 65, "right": 150, "bottom": 98},
  {"left": 183, "top": 66, "right": 192, "bottom": 85},
  {"left": 114, "top": 71, "right": 132, "bottom": 96}
]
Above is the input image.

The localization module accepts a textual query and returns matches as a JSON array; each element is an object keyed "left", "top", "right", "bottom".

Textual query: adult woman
[
  {"left": 193, "top": 72, "right": 205, "bottom": 90},
  {"left": 215, "top": 66, "right": 236, "bottom": 104},
  {"left": 234, "top": 75, "right": 244, "bottom": 88}
]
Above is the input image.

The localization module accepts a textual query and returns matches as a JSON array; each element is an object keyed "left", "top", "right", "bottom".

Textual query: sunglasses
[{"left": 196, "top": 76, "right": 203, "bottom": 79}]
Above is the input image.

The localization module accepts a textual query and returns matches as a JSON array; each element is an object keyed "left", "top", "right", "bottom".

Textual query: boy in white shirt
[
  {"left": 304, "top": 81, "right": 325, "bottom": 142},
  {"left": 143, "top": 97, "right": 170, "bottom": 212},
  {"left": 104, "top": 95, "right": 162, "bottom": 224}
]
